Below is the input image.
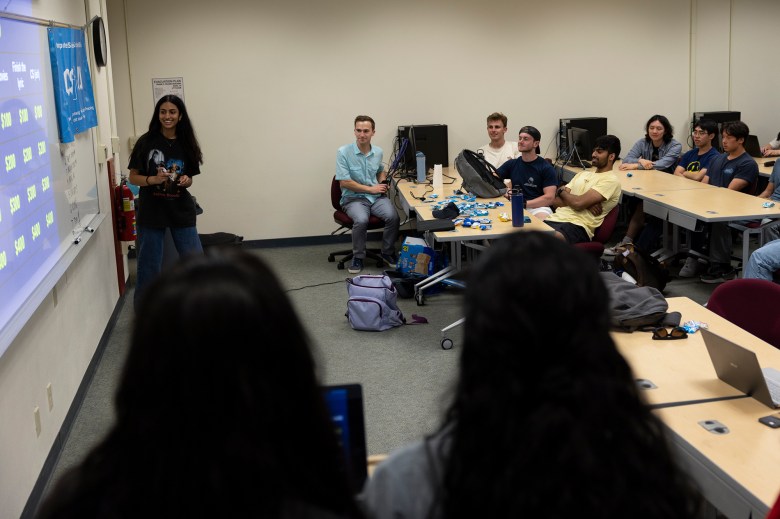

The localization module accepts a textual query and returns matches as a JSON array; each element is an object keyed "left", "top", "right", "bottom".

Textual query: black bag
[
  {"left": 600, "top": 272, "right": 680, "bottom": 332},
  {"left": 612, "top": 243, "right": 670, "bottom": 292},
  {"left": 454, "top": 149, "right": 507, "bottom": 198},
  {"left": 199, "top": 232, "right": 243, "bottom": 250}
]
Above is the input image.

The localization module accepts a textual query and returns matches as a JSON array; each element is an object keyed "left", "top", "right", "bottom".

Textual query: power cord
[{"left": 286, "top": 280, "right": 345, "bottom": 293}]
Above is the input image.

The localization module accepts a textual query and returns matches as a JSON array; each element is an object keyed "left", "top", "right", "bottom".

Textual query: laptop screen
[{"left": 322, "top": 384, "right": 368, "bottom": 493}]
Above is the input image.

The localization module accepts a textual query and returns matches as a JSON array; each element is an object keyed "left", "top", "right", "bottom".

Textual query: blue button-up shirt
[{"left": 336, "top": 142, "right": 384, "bottom": 206}]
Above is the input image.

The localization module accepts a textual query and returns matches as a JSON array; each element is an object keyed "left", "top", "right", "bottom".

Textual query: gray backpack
[
  {"left": 346, "top": 275, "right": 405, "bottom": 331},
  {"left": 600, "top": 272, "right": 680, "bottom": 332},
  {"left": 454, "top": 149, "right": 507, "bottom": 198}
]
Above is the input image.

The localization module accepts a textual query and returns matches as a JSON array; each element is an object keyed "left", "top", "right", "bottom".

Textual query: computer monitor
[
  {"left": 397, "top": 124, "right": 449, "bottom": 174},
  {"left": 567, "top": 127, "right": 592, "bottom": 168},
  {"left": 559, "top": 117, "right": 607, "bottom": 159}
]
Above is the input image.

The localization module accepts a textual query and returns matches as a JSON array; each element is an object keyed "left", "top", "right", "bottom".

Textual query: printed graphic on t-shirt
[
  {"left": 147, "top": 148, "right": 185, "bottom": 197},
  {"left": 686, "top": 161, "right": 702, "bottom": 172}
]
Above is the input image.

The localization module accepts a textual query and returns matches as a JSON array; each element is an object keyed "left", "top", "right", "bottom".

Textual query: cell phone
[{"left": 758, "top": 414, "right": 780, "bottom": 428}]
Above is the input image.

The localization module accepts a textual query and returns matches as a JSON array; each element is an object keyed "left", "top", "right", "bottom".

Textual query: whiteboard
[{"left": 0, "top": 14, "right": 102, "bottom": 356}]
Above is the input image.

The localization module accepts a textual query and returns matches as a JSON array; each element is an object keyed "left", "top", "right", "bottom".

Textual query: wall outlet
[
  {"left": 46, "top": 383, "right": 53, "bottom": 411},
  {"left": 33, "top": 407, "right": 41, "bottom": 437}
]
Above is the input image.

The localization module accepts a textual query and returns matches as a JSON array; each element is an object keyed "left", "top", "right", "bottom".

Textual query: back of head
[
  {"left": 40, "top": 250, "right": 360, "bottom": 518},
  {"left": 441, "top": 232, "right": 701, "bottom": 518}
]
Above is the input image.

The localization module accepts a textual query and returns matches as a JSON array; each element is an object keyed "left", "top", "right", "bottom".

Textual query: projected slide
[{"left": 0, "top": 13, "right": 100, "bottom": 356}]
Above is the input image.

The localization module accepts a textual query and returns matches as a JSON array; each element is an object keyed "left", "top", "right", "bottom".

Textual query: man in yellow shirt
[{"left": 546, "top": 135, "right": 622, "bottom": 244}]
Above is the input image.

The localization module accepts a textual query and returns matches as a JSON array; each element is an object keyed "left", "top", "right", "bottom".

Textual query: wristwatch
[{"left": 557, "top": 186, "right": 566, "bottom": 197}]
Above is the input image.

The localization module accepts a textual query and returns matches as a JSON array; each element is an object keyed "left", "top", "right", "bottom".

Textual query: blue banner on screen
[{"left": 47, "top": 27, "right": 97, "bottom": 143}]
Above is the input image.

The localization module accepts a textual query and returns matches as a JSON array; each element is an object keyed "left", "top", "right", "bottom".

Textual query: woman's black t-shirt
[{"left": 128, "top": 131, "right": 200, "bottom": 228}]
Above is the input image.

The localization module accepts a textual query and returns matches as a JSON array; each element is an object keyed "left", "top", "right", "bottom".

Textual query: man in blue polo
[{"left": 336, "top": 115, "right": 400, "bottom": 274}]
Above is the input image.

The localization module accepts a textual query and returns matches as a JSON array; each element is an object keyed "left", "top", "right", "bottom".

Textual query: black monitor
[
  {"left": 559, "top": 117, "right": 607, "bottom": 159},
  {"left": 397, "top": 124, "right": 449, "bottom": 174},
  {"left": 567, "top": 127, "right": 592, "bottom": 168},
  {"left": 692, "top": 111, "right": 741, "bottom": 151}
]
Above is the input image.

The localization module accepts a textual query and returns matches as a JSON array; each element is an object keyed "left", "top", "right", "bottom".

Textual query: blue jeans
[
  {"left": 135, "top": 226, "right": 203, "bottom": 308},
  {"left": 744, "top": 239, "right": 780, "bottom": 281}
]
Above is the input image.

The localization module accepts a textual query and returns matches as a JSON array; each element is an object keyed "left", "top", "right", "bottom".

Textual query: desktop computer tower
[
  {"left": 397, "top": 124, "right": 448, "bottom": 173},
  {"left": 558, "top": 117, "right": 607, "bottom": 159}
]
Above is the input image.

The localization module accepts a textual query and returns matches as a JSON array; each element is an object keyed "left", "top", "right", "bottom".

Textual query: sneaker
[
  {"left": 678, "top": 257, "right": 702, "bottom": 278},
  {"left": 604, "top": 237, "right": 632, "bottom": 257},
  {"left": 348, "top": 258, "right": 363, "bottom": 274},
  {"left": 381, "top": 253, "right": 398, "bottom": 267},
  {"left": 700, "top": 267, "right": 736, "bottom": 284}
]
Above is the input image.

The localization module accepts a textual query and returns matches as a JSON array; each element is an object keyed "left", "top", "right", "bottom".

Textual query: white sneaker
[
  {"left": 604, "top": 238, "right": 632, "bottom": 257},
  {"left": 678, "top": 257, "right": 701, "bottom": 278}
]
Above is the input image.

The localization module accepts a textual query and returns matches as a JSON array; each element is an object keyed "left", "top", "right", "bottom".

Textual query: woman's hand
[{"left": 177, "top": 174, "right": 192, "bottom": 188}]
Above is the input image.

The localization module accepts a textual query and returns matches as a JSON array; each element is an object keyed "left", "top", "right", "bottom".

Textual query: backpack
[
  {"left": 600, "top": 272, "right": 681, "bottom": 332},
  {"left": 454, "top": 149, "right": 507, "bottom": 198},
  {"left": 346, "top": 274, "right": 405, "bottom": 331},
  {"left": 611, "top": 243, "right": 670, "bottom": 292}
]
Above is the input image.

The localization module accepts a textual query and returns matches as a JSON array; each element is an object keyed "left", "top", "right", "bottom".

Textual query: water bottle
[
  {"left": 416, "top": 152, "right": 426, "bottom": 183},
  {"left": 511, "top": 188, "right": 524, "bottom": 227}
]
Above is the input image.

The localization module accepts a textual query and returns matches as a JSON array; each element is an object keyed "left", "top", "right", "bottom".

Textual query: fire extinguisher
[{"left": 115, "top": 178, "right": 137, "bottom": 241}]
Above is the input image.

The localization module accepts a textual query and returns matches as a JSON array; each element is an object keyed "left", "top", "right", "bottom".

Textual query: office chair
[
  {"left": 727, "top": 177, "right": 774, "bottom": 270},
  {"left": 327, "top": 176, "right": 385, "bottom": 270},
  {"left": 707, "top": 278, "right": 780, "bottom": 349},
  {"left": 575, "top": 204, "right": 620, "bottom": 257}
]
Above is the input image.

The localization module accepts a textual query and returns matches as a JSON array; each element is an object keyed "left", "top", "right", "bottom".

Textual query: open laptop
[
  {"left": 702, "top": 328, "right": 780, "bottom": 408},
  {"left": 744, "top": 134, "right": 763, "bottom": 158},
  {"left": 322, "top": 384, "right": 368, "bottom": 493}
]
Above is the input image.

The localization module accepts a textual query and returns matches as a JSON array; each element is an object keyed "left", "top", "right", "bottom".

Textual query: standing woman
[{"left": 128, "top": 95, "right": 203, "bottom": 307}]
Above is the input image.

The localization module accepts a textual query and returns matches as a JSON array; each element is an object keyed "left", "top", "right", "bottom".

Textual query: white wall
[
  {"left": 0, "top": 0, "right": 120, "bottom": 516},
  {"left": 107, "top": 0, "right": 780, "bottom": 242}
]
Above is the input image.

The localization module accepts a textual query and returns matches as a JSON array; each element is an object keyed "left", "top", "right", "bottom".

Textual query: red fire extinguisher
[{"left": 115, "top": 178, "right": 137, "bottom": 241}]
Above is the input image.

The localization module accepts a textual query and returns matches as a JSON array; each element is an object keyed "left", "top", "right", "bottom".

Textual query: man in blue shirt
[
  {"left": 496, "top": 126, "right": 557, "bottom": 219},
  {"left": 336, "top": 115, "right": 400, "bottom": 274},
  {"left": 700, "top": 121, "right": 759, "bottom": 283},
  {"left": 674, "top": 119, "right": 721, "bottom": 277}
]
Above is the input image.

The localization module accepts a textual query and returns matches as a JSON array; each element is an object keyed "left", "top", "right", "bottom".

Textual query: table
[
  {"left": 613, "top": 296, "right": 780, "bottom": 518},
  {"left": 656, "top": 398, "right": 780, "bottom": 518},
  {"left": 755, "top": 156, "right": 775, "bottom": 178},
  {"left": 613, "top": 296, "right": 780, "bottom": 408}
]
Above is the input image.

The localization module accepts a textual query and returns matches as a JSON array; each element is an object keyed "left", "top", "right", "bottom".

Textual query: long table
[{"left": 612, "top": 296, "right": 780, "bottom": 518}]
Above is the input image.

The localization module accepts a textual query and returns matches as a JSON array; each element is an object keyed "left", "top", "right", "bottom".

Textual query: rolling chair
[
  {"left": 706, "top": 278, "right": 780, "bottom": 349},
  {"left": 575, "top": 204, "right": 620, "bottom": 257},
  {"left": 327, "top": 176, "right": 384, "bottom": 270}
]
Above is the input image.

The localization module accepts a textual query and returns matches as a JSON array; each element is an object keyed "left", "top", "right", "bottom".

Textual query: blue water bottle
[
  {"left": 511, "top": 188, "right": 524, "bottom": 227},
  {"left": 416, "top": 152, "right": 426, "bottom": 183}
]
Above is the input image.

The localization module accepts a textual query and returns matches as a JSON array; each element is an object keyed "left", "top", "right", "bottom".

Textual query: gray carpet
[{"left": 38, "top": 234, "right": 734, "bottom": 505}]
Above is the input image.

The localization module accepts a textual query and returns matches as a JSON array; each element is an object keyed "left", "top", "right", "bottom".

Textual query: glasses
[
  {"left": 692, "top": 130, "right": 708, "bottom": 136},
  {"left": 652, "top": 326, "right": 688, "bottom": 340}
]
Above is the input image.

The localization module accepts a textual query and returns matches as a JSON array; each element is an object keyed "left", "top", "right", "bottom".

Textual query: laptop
[
  {"left": 322, "top": 384, "right": 368, "bottom": 493},
  {"left": 701, "top": 328, "right": 780, "bottom": 408},
  {"left": 744, "top": 134, "right": 763, "bottom": 158}
]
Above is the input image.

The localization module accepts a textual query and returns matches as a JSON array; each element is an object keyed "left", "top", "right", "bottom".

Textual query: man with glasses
[
  {"left": 336, "top": 115, "right": 400, "bottom": 274},
  {"left": 674, "top": 119, "right": 720, "bottom": 277}
]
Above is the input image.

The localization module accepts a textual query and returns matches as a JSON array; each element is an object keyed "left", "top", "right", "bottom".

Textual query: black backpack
[{"left": 454, "top": 149, "right": 507, "bottom": 198}]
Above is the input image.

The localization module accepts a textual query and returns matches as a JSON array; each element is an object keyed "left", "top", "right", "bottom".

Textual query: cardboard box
[{"left": 398, "top": 237, "right": 435, "bottom": 276}]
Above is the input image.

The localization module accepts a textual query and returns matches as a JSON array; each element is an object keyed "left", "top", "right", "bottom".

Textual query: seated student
[
  {"left": 744, "top": 239, "right": 780, "bottom": 282},
  {"left": 38, "top": 251, "right": 363, "bottom": 519},
  {"left": 755, "top": 158, "right": 780, "bottom": 242},
  {"left": 700, "top": 121, "right": 760, "bottom": 283},
  {"left": 545, "top": 135, "right": 622, "bottom": 244},
  {"left": 673, "top": 119, "right": 721, "bottom": 277},
  {"left": 495, "top": 125, "right": 557, "bottom": 219},
  {"left": 478, "top": 112, "right": 518, "bottom": 168},
  {"left": 361, "top": 231, "right": 704, "bottom": 519},
  {"left": 761, "top": 131, "right": 780, "bottom": 157},
  {"left": 607, "top": 115, "right": 682, "bottom": 255}
]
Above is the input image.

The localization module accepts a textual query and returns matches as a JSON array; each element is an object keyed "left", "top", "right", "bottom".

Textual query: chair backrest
[
  {"left": 707, "top": 278, "right": 780, "bottom": 349},
  {"left": 331, "top": 176, "right": 342, "bottom": 212},
  {"left": 592, "top": 204, "right": 620, "bottom": 245}
]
